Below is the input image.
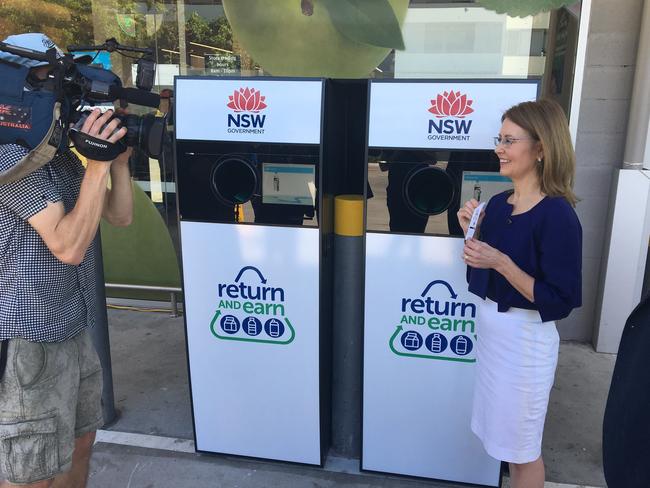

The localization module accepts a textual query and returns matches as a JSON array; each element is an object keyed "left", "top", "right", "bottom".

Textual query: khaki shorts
[{"left": 0, "top": 330, "right": 104, "bottom": 484}]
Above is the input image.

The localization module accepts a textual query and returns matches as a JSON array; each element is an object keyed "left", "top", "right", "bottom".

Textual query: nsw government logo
[
  {"left": 427, "top": 90, "right": 474, "bottom": 143},
  {"left": 210, "top": 266, "right": 295, "bottom": 345},
  {"left": 389, "top": 279, "right": 477, "bottom": 363},
  {"left": 226, "top": 87, "right": 267, "bottom": 135}
]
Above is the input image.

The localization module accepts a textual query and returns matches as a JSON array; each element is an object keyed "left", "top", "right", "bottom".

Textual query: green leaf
[
  {"left": 321, "top": 0, "right": 405, "bottom": 50},
  {"left": 101, "top": 183, "right": 181, "bottom": 290},
  {"left": 477, "top": 0, "right": 580, "bottom": 17}
]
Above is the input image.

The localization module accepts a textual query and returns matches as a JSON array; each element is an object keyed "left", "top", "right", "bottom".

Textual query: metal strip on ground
[{"left": 95, "top": 430, "right": 195, "bottom": 454}]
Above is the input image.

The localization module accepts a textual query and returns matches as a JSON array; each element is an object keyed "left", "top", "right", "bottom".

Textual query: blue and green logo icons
[
  {"left": 210, "top": 266, "right": 295, "bottom": 345},
  {"left": 389, "top": 280, "right": 477, "bottom": 363}
]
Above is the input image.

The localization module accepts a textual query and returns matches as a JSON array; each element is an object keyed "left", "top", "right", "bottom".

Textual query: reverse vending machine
[
  {"left": 361, "top": 80, "right": 539, "bottom": 485},
  {"left": 174, "top": 77, "right": 336, "bottom": 465}
]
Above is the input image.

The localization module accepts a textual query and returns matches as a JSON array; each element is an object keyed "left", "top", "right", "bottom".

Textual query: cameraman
[{"left": 0, "top": 34, "right": 133, "bottom": 488}]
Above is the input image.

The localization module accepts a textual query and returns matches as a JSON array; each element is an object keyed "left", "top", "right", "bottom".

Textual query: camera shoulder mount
[{"left": 0, "top": 51, "right": 70, "bottom": 184}]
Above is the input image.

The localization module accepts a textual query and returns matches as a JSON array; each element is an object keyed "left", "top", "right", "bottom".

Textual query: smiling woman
[
  {"left": 494, "top": 118, "right": 543, "bottom": 183},
  {"left": 500, "top": 99, "right": 577, "bottom": 205},
  {"left": 459, "top": 98, "right": 582, "bottom": 488}
]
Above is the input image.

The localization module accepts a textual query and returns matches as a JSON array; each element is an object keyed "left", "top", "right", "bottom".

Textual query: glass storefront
[{"left": 0, "top": 0, "right": 582, "bottom": 297}]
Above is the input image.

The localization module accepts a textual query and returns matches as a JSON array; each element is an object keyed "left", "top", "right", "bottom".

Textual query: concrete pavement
[{"left": 82, "top": 306, "right": 616, "bottom": 487}]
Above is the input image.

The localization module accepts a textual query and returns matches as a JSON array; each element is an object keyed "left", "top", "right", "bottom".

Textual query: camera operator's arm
[
  {"left": 28, "top": 109, "right": 127, "bottom": 266},
  {"left": 102, "top": 146, "right": 133, "bottom": 226}
]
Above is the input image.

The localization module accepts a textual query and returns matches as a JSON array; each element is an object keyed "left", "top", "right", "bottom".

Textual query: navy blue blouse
[{"left": 467, "top": 190, "right": 582, "bottom": 322}]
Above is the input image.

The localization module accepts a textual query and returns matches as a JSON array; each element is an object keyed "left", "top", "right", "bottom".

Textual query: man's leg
[
  {"left": 1, "top": 479, "right": 53, "bottom": 488},
  {"left": 51, "top": 331, "right": 104, "bottom": 488},
  {"left": 0, "top": 333, "right": 102, "bottom": 487},
  {"left": 1, "top": 431, "right": 95, "bottom": 488},
  {"left": 0, "top": 339, "right": 74, "bottom": 487},
  {"left": 52, "top": 431, "right": 96, "bottom": 488}
]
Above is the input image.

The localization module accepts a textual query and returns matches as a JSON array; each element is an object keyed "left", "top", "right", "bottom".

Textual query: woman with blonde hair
[{"left": 457, "top": 98, "right": 582, "bottom": 488}]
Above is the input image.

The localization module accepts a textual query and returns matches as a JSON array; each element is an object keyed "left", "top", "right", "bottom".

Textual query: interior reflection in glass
[{"left": 366, "top": 150, "right": 505, "bottom": 236}]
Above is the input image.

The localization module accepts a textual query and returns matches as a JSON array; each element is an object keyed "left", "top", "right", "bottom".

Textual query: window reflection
[
  {"left": 367, "top": 151, "right": 507, "bottom": 237},
  {"left": 0, "top": 0, "right": 582, "bottom": 289}
]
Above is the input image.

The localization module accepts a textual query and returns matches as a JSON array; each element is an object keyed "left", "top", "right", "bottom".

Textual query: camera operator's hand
[
  {"left": 111, "top": 107, "right": 132, "bottom": 167},
  {"left": 111, "top": 145, "right": 132, "bottom": 167},
  {"left": 100, "top": 107, "right": 133, "bottom": 226},
  {"left": 81, "top": 108, "right": 127, "bottom": 161}
]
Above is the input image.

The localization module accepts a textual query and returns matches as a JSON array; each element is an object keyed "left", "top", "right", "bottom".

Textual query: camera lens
[{"left": 117, "top": 113, "right": 166, "bottom": 159}]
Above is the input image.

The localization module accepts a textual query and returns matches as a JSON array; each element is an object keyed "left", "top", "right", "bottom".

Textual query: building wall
[{"left": 560, "top": 0, "right": 644, "bottom": 341}]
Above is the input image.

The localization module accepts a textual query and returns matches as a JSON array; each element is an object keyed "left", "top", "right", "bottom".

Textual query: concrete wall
[{"left": 561, "top": 0, "right": 644, "bottom": 341}]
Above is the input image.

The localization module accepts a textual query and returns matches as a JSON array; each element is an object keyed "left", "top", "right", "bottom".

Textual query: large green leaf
[
  {"left": 321, "top": 0, "right": 405, "bottom": 50},
  {"left": 477, "top": 0, "right": 580, "bottom": 17}
]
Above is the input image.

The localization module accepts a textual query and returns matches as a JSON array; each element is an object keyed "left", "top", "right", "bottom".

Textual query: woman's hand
[
  {"left": 463, "top": 239, "right": 535, "bottom": 302},
  {"left": 457, "top": 198, "right": 484, "bottom": 237},
  {"left": 462, "top": 238, "right": 508, "bottom": 271}
]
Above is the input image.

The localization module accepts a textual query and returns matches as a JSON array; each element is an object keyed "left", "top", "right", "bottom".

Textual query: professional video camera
[{"left": 0, "top": 34, "right": 166, "bottom": 184}]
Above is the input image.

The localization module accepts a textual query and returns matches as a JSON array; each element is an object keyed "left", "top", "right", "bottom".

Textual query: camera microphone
[{"left": 108, "top": 86, "right": 161, "bottom": 108}]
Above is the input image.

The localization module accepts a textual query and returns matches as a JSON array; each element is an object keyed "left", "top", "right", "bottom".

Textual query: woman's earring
[{"left": 537, "top": 157, "right": 543, "bottom": 163}]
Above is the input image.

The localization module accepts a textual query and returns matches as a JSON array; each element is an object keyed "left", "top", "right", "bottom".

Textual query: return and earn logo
[
  {"left": 390, "top": 279, "right": 478, "bottom": 363},
  {"left": 210, "top": 266, "right": 296, "bottom": 345}
]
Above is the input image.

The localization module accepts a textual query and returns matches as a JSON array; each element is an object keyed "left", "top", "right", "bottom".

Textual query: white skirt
[{"left": 471, "top": 298, "right": 559, "bottom": 464}]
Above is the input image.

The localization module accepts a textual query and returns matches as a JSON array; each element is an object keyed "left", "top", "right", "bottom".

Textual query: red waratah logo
[
  {"left": 428, "top": 90, "right": 474, "bottom": 119},
  {"left": 227, "top": 88, "right": 267, "bottom": 113}
]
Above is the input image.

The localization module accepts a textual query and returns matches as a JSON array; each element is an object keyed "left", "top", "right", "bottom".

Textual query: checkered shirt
[{"left": 0, "top": 144, "right": 97, "bottom": 342}]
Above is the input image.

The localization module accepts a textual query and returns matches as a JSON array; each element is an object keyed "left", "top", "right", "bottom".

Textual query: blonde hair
[{"left": 502, "top": 99, "right": 577, "bottom": 206}]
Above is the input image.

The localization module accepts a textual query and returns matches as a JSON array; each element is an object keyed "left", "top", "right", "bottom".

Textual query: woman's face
[{"left": 494, "top": 118, "right": 542, "bottom": 181}]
